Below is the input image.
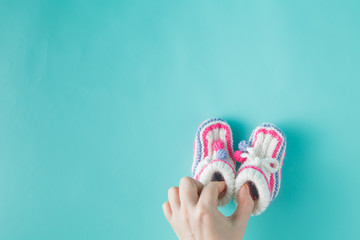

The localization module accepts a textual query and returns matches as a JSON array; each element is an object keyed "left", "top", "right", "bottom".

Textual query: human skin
[{"left": 162, "top": 177, "right": 254, "bottom": 240}]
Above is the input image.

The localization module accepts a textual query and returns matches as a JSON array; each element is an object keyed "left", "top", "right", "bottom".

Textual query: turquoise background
[{"left": 0, "top": 0, "right": 359, "bottom": 239}]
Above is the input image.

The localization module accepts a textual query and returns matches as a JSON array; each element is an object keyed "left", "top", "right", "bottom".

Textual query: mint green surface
[{"left": 1, "top": 1, "right": 359, "bottom": 239}]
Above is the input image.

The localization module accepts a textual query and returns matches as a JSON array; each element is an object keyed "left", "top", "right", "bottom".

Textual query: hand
[{"left": 162, "top": 177, "right": 254, "bottom": 240}]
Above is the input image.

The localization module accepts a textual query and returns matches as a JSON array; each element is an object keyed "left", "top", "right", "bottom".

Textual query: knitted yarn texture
[
  {"left": 192, "top": 118, "right": 236, "bottom": 206},
  {"left": 191, "top": 119, "right": 286, "bottom": 214},
  {"left": 234, "top": 123, "right": 286, "bottom": 215}
]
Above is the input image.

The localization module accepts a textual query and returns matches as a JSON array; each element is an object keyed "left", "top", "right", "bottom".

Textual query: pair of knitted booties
[{"left": 192, "top": 118, "right": 286, "bottom": 216}]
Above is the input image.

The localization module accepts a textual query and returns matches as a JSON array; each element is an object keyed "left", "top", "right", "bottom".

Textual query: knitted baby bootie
[
  {"left": 234, "top": 123, "right": 286, "bottom": 215},
  {"left": 192, "top": 118, "right": 236, "bottom": 206}
]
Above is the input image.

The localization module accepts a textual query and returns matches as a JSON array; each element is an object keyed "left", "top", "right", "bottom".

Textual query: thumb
[{"left": 231, "top": 184, "right": 254, "bottom": 228}]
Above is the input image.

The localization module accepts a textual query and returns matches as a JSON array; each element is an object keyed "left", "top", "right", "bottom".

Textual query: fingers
[
  {"left": 191, "top": 178, "right": 204, "bottom": 193},
  {"left": 168, "top": 186, "right": 180, "bottom": 211},
  {"left": 198, "top": 181, "right": 226, "bottom": 207},
  {"left": 162, "top": 201, "right": 172, "bottom": 222},
  {"left": 168, "top": 177, "right": 204, "bottom": 211},
  {"left": 179, "top": 177, "right": 204, "bottom": 207},
  {"left": 231, "top": 184, "right": 254, "bottom": 229}
]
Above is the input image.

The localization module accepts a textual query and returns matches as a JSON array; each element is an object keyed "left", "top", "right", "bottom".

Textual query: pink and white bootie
[
  {"left": 234, "top": 123, "right": 286, "bottom": 215},
  {"left": 192, "top": 118, "right": 237, "bottom": 206}
]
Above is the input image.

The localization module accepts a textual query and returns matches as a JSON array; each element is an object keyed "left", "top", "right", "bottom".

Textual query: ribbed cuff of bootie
[{"left": 193, "top": 140, "right": 236, "bottom": 206}]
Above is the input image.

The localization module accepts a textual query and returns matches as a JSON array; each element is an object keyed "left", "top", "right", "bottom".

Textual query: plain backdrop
[{"left": 1, "top": 0, "right": 359, "bottom": 239}]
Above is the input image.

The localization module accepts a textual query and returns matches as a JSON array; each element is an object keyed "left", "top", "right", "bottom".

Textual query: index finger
[{"left": 198, "top": 181, "right": 226, "bottom": 207}]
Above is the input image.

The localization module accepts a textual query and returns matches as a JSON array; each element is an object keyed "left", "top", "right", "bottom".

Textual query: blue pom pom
[
  {"left": 238, "top": 140, "right": 249, "bottom": 152},
  {"left": 216, "top": 149, "right": 227, "bottom": 160}
]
